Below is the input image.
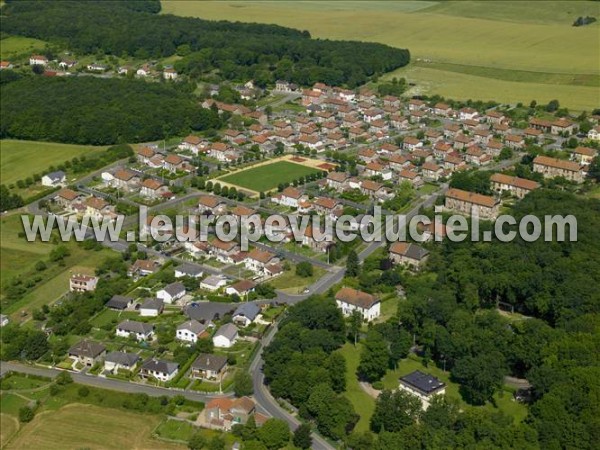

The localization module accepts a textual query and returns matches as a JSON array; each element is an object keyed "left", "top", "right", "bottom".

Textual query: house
[
  {"left": 84, "top": 196, "right": 113, "bottom": 220},
  {"left": 272, "top": 187, "right": 306, "bottom": 208},
  {"left": 116, "top": 320, "right": 154, "bottom": 342},
  {"left": 104, "top": 351, "right": 140, "bottom": 373},
  {"left": 551, "top": 118, "right": 577, "bottom": 135},
  {"left": 445, "top": 188, "right": 500, "bottom": 219},
  {"left": 490, "top": 173, "right": 540, "bottom": 199},
  {"left": 524, "top": 128, "right": 544, "bottom": 142},
  {"left": 156, "top": 282, "right": 186, "bottom": 304},
  {"left": 112, "top": 169, "right": 140, "bottom": 191},
  {"left": 69, "top": 274, "right": 98, "bottom": 292},
  {"left": 54, "top": 188, "right": 83, "bottom": 209},
  {"left": 587, "top": 125, "right": 600, "bottom": 141},
  {"left": 213, "top": 323, "right": 239, "bottom": 348},
  {"left": 398, "top": 169, "right": 423, "bottom": 187},
  {"left": 459, "top": 107, "right": 479, "bottom": 121},
  {"left": 313, "top": 197, "right": 342, "bottom": 219},
  {"left": 0, "top": 61, "right": 14, "bottom": 70},
  {"left": 163, "top": 68, "right": 178, "bottom": 80},
  {"left": 528, "top": 118, "right": 552, "bottom": 133},
  {"left": 106, "top": 295, "right": 134, "bottom": 311},
  {"left": 164, "top": 154, "right": 184, "bottom": 173},
  {"left": 421, "top": 162, "right": 444, "bottom": 181},
  {"left": 30, "top": 54, "right": 48, "bottom": 66},
  {"left": 0, "top": 314, "right": 9, "bottom": 327},
  {"left": 140, "top": 179, "right": 170, "bottom": 199},
  {"left": 409, "top": 99, "right": 426, "bottom": 111},
  {"left": 245, "top": 248, "right": 278, "bottom": 275},
  {"left": 485, "top": 110, "right": 507, "bottom": 124},
  {"left": 191, "top": 354, "right": 228, "bottom": 380},
  {"left": 504, "top": 134, "right": 525, "bottom": 150},
  {"left": 86, "top": 63, "right": 106, "bottom": 72},
  {"left": 533, "top": 156, "right": 583, "bottom": 183},
  {"left": 204, "top": 397, "right": 256, "bottom": 431},
  {"left": 68, "top": 340, "right": 106, "bottom": 367},
  {"left": 571, "top": 146, "right": 597, "bottom": 166},
  {"left": 433, "top": 103, "right": 452, "bottom": 117},
  {"left": 399, "top": 371, "right": 446, "bottom": 410},
  {"left": 335, "top": 287, "right": 381, "bottom": 321},
  {"left": 403, "top": 137, "right": 423, "bottom": 152},
  {"left": 232, "top": 303, "right": 261, "bottom": 327},
  {"left": 179, "top": 135, "right": 204, "bottom": 153},
  {"left": 200, "top": 275, "right": 228, "bottom": 292},
  {"left": 389, "top": 242, "right": 429, "bottom": 270},
  {"left": 225, "top": 280, "right": 256, "bottom": 299},
  {"left": 208, "top": 239, "right": 239, "bottom": 263},
  {"left": 465, "top": 145, "right": 490, "bottom": 166},
  {"left": 365, "top": 162, "right": 392, "bottom": 181},
  {"left": 176, "top": 320, "right": 209, "bottom": 344},
  {"left": 275, "top": 80, "right": 297, "bottom": 92},
  {"left": 136, "top": 146, "right": 155, "bottom": 163},
  {"left": 326, "top": 171, "right": 350, "bottom": 191},
  {"left": 140, "top": 359, "right": 179, "bottom": 382},
  {"left": 41, "top": 170, "right": 66, "bottom": 187},
  {"left": 198, "top": 195, "right": 227, "bottom": 215},
  {"left": 128, "top": 259, "right": 160, "bottom": 278},
  {"left": 175, "top": 264, "right": 203, "bottom": 279},
  {"left": 139, "top": 298, "right": 164, "bottom": 317}
]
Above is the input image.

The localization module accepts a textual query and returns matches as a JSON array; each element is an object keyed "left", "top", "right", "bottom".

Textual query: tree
[
  {"left": 370, "top": 390, "right": 421, "bottom": 433},
  {"left": 327, "top": 352, "right": 347, "bottom": 393},
  {"left": 348, "top": 311, "right": 362, "bottom": 346},
  {"left": 19, "top": 406, "right": 35, "bottom": 423},
  {"left": 234, "top": 371, "right": 254, "bottom": 397},
  {"left": 545, "top": 99, "right": 560, "bottom": 112},
  {"left": 188, "top": 432, "right": 206, "bottom": 450},
  {"left": 56, "top": 371, "right": 73, "bottom": 385},
  {"left": 207, "top": 435, "right": 225, "bottom": 450},
  {"left": 35, "top": 261, "right": 47, "bottom": 271},
  {"left": 293, "top": 424, "right": 312, "bottom": 449},
  {"left": 345, "top": 250, "right": 360, "bottom": 277},
  {"left": 295, "top": 261, "right": 313, "bottom": 278},
  {"left": 258, "top": 419, "right": 290, "bottom": 450},
  {"left": 452, "top": 351, "right": 507, "bottom": 405},
  {"left": 588, "top": 156, "right": 600, "bottom": 182},
  {"left": 357, "top": 330, "right": 389, "bottom": 382}
]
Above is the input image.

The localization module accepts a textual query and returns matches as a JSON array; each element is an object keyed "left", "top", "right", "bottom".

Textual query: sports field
[
  {"left": 162, "top": 0, "right": 600, "bottom": 110},
  {"left": 0, "top": 140, "right": 106, "bottom": 186},
  {"left": 218, "top": 160, "right": 322, "bottom": 193},
  {"left": 5, "top": 404, "right": 185, "bottom": 450}
]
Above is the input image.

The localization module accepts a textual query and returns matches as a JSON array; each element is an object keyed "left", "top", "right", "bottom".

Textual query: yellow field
[
  {"left": 6, "top": 404, "right": 185, "bottom": 450},
  {"left": 1, "top": 414, "right": 19, "bottom": 448},
  {"left": 162, "top": 1, "right": 600, "bottom": 110}
]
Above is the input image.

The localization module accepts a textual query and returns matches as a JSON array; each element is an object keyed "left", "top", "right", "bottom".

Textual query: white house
[
  {"left": 115, "top": 320, "right": 154, "bottom": 342},
  {"left": 41, "top": 170, "right": 66, "bottom": 187},
  {"left": 200, "top": 275, "right": 228, "bottom": 292},
  {"left": 140, "top": 359, "right": 179, "bottom": 382},
  {"left": 213, "top": 323, "right": 239, "bottom": 348},
  {"left": 399, "top": 371, "right": 446, "bottom": 410},
  {"left": 29, "top": 55, "right": 48, "bottom": 66},
  {"left": 0, "top": 314, "right": 9, "bottom": 327},
  {"left": 163, "top": 68, "right": 178, "bottom": 80},
  {"left": 156, "top": 282, "right": 186, "bottom": 304},
  {"left": 335, "top": 287, "right": 381, "bottom": 322},
  {"left": 587, "top": 126, "right": 600, "bottom": 142},
  {"left": 139, "top": 298, "right": 163, "bottom": 317},
  {"left": 232, "top": 303, "right": 261, "bottom": 328},
  {"left": 176, "top": 320, "right": 209, "bottom": 344}
]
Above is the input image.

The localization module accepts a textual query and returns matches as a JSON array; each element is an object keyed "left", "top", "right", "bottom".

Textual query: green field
[
  {"left": 162, "top": 0, "right": 600, "bottom": 110},
  {"left": 0, "top": 36, "right": 48, "bottom": 59},
  {"left": 269, "top": 264, "right": 327, "bottom": 294},
  {"left": 218, "top": 161, "right": 321, "bottom": 192},
  {"left": 0, "top": 140, "right": 106, "bottom": 186}
]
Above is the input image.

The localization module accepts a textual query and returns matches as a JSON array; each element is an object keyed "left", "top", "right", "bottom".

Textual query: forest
[
  {"left": 0, "top": 76, "right": 224, "bottom": 144},
  {"left": 264, "top": 190, "right": 599, "bottom": 449},
  {"left": 0, "top": 0, "right": 410, "bottom": 87}
]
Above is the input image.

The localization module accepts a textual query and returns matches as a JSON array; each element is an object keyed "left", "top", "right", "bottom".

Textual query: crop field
[
  {"left": 5, "top": 404, "right": 185, "bottom": 450},
  {"left": 162, "top": 1, "right": 600, "bottom": 110},
  {"left": 0, "top": 36, "right": 48, "bottom": 59},
  {"left": 0, "top": 140, "right": 106, "bottom": 186},
  {"left": 217, "top": 160, "right": 322, "bottom": 193}
]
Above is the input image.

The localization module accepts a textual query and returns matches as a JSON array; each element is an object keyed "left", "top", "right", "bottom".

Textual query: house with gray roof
[
  {"left": 104, "top": 351, "right": 140, "bottom": 372},
  {"left": 176, "top": 319, "right": 209, "bottom": 344},
  {"left": 389, "top": 242, "right": 430, "bottom": 270},
  {"left": 139, "top": 298, "right": 163, "bottom": 317},
  {"left": 106, "top": 295, "right": 133, "bottom": 310},
  {"left": 213, "top": 323, "right": 239, "bottom": 348},
  {"left": 156, "top": 282, "right": 186, "bottom": 304},
  {"left": 175, "top": 264, "right": 203, "bottom": 279},
  {"left": 185, "top": 302, "right": 234, "bottom": 323},
  {"left": 116, "top": 320, "right": 154, "bottom": 341},
  {"left": 41, "top": 170, "right": 66, "bottom": 187},
  {"left": 140, "top": 358, "right": 179, "bottom": 382},
  {"left": 68, "top": 340, "right": 106, "bottom": 367},
  {"left": 232, "top": 303, "right": 261, "bottom": 327},
  {"left": 399, "top": 370, "right": 446, "bottom": 409},
  {"left": 191, "top": 353, "right": 228, "bottom": 380}
]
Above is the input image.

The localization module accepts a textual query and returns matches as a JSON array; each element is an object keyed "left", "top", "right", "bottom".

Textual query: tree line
[{"left": 1, "top": 0, "right": 410, "bottom": 88}]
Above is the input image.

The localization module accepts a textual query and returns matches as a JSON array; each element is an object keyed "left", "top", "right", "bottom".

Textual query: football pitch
[{"left": 218, "top": 161, "right": 322, "bottom": 193}]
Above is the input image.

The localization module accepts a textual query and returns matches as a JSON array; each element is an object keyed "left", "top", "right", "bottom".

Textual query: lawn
[
  {"left": 0, "top": 36, "right": 47, "bottom": 59},
  {"left": 269, "top": 264, "right": 327, "bottom": 294},
  {"left": 217, "top": 161, "right": 321, "bottom": 193},
  {"left": 337, "top": 343, "right": 376, "bottom": 432},
  {"left": 163, "top": 0, "right": 600, "bottom": 110},
  {"left": 5, "top": 404, "right": 185, "bottom": 450},
  {"left": 0, "top": 139, "right": 106, "bottom": 187}
]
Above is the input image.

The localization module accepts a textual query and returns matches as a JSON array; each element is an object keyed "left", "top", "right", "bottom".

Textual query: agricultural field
[
  {"left": 0, "top": 140, "right": 106, "bottom": 187},
  {"left": 162, "top": 0, "right": 600, "bottom": 110},
  {"left": 217, "top": 160, "right": 322, "bottom": 193},
  {"left": 0, "top": 36, "right": 47, "bottom": 59}
]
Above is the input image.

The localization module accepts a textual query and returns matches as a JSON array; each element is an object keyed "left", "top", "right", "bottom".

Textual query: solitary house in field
[
  {"left": 399, "top": 370, "right": 446, "bottom": 410},
  {"left": 69, "top": 274, "right": 98, "bottom": 292},
  {"left": 335, "top": 287, "right": 381, "bottom": 322}
]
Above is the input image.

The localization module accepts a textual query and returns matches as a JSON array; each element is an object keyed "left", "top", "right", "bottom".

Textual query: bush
[
  {"left": 78, "top": 386, "right": 90, "bottom": 397},
  {"left": 19, "top": 406, "right": 35, "bottom": 423},
  {"left": 295, "top": 261, "right": 314, "bottom": 278},
  {"left": 56, "top": 371, "right": 73, "bottom": 385}
]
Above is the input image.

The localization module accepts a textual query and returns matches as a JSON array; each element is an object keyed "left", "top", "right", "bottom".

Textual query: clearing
[
  {"left": 5, "top": 403, "right": 185, "bottom": 450},
  {"left": 162, "top": 0, "right": 600, "bottom": 110},
  {"left": 217, "top": 159, "right": 322, "bottom": 193},
  {"left": 0, "top": 36, "right": 47, "bottom": 59},
  {"left": 269, "top": 264, "right": 327, "bottom": 294},
  {"left": 0, "top": 139, "right": 106, "bottom": 187}
]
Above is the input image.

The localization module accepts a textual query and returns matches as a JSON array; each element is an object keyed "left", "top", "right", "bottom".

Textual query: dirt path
[{"left": 359, "top": 381, "right": 381, "bottom": 399}]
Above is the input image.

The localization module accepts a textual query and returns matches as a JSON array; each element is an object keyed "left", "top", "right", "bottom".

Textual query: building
[
  {"left": 30, "top": 54, "right": 48, "bottom": 66},
  {"left": 389, "top": 242, "right": 429, "bottom": 270},
  {"left": 105, "top": 295, "right": 133, "bottom": 311},
  {"left": 490, "top": 173, "right": 540, "bottom": 199},
  {"left": 245, "top": 249, "right": 278, "bottom": 275},
  {"left": 533, "top": 156, "right": 583, "bottom": 183},
  {"left": 225, "top": 280, "right": 256, "bottom": 299},
  {"left": 232, "top": 303, "right": 261, "bottom": 328},
  {"left": 139, "top": 298, "right": 164, "bottom": 317},
  {"left": 41, "top": 170, "right": 66, "bottom": 187},
  {"left": 587, "top": 125, "right": 600, "bottom": 141},
  {"left": 104, "top": 351, "right": 140, "bottom": 373},
  {"left": 156, "top": 282, "right": 186, "bottom": 304},
  {"left": 335, "top": 287, "right": 381, "bottom": 322},
  {"left": 69, "top": 274, "right": 98, "bottom": 292},
  {"left": 200, "top": 275, "right": 228, "bottom": 292},
  {"left": 213, "top": 323, "right": 239, "bottom": 348},
  {"left": 190, "top": 354, "right": 228, "bottom": 380},
  {"left": 571, "top": 146, "right": 597, "bottom": 166},
  {"left": 0, "top": 314, "right": 9, "bottom": 327},
  {"left": 203, "top": 397, "right": 256, "bottom": 431},
  {"left": 176, "top": 320, "right": 209, "bottom": 344},
  {"left": 175, "top": 264, "right": 203, "bottom": 279},
  {"left": 445, "top": 188, "right": 500, "bottom": 219},
  {"left": 128, "top": 259, "right": 160, "bottom": 278},
  {"left": 68, "top": 340, "right": 106, "bottom": 367},
  {"left": 115, "top": 320, "right": 154, "bottom": 341},
  {"left": 140, "top": 359, "right": 179, "bottom": 382},
  {"left": 399, "top": 371, "right": 446, "bottom": 410}
]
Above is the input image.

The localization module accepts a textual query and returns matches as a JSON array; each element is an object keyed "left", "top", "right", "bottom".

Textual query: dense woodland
[
  {"left": 264, "top": 191, "right": 600, "bottom": 449},
  {"left": 1, "top": 0, "right": 410, "bottom": 87},
  {"left": 0, "top": 76, "right": 224, "bottom": 144}
]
